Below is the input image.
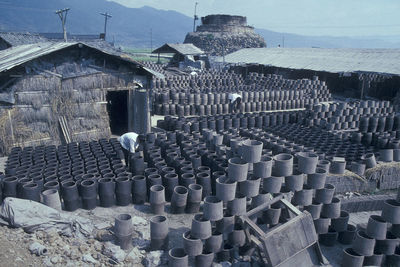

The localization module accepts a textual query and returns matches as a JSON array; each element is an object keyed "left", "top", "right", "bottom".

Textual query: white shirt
[
  {"left": 119, "top": 132, "right": 139, "bottom": 152},
  {"left": 228, "top": 93, "right": 241, "bottom": 103}
]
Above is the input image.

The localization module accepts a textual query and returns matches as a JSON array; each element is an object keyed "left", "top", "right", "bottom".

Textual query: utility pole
[
  {"left": 193, "top": 2, "right": 198, "bottom": 32},
  {"left": 150, "top": 28, "right": 153, "bottom": 51},
  {"left": 100, "top": 12, "right": 112, "bottom": 40},
  {"left": 55, "top": 8, "right": 70, "bottom": 42}
]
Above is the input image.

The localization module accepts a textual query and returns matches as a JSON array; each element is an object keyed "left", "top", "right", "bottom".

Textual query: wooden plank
[
  {"left": 262, "top": 213, "right": 317, "bottom": 266},
  {"left": 245, "top": 195, "right": 282, "bottom": 217}
]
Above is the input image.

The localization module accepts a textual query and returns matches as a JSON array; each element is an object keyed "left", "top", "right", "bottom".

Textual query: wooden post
[{"left": 8, "top": 109, "right": 15, "bottom": 145}]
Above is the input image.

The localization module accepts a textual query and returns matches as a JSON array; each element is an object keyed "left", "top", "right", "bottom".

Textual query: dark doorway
[{"left": 106, "top": 90, "right": 128, "bottom": 135}]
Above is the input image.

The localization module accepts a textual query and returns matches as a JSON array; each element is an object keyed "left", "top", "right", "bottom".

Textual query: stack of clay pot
[
  {"left": 151, "top": 69, "right": 331, "bottom": 116},
  {"left": 340, "top": 188, "right": 400, "bottom": 267}
]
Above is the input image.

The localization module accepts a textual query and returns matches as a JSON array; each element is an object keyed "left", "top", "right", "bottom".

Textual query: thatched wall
[{"left": 0, "top": 47, "right": 148, "bottom": 156}]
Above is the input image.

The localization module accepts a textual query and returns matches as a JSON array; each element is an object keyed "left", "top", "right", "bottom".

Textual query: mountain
[
  {"left": 0, "top": 0, "right": 399, "bottom": 49},
  {"left": 255, "top": 28, "right": 400, "bottom": 49},
  {"left": 0, "top": 0, "right": 192, "bottom": 47}
]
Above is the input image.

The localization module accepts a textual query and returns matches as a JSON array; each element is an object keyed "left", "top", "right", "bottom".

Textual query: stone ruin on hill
[{"left": 184, "top": 14, "right": 266, "bottom": 56}]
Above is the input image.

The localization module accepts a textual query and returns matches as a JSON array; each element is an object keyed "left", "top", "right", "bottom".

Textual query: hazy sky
[{"left": 111, "top": 0, "right": 400, "bottom": 37}]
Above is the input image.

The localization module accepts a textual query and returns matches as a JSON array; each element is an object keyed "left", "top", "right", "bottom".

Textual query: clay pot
[
  {"left": 216, "top": 211, "right": 235, "bottom": 237},
  {"left": 285, "top": 170, "right": 304, "bottom": 192},
  {"left": 183, "top": 230, "right": 203, "bottom": 257},
  {"left": 292, "top": 185, "right": 314, "bottom": 206},
  {"left": 364, "top": 153, "right": 377, "bottom": 169},
  {"left": 228, "top": 224, "right": 246, "bottom": 247},
  {"left": 317, "top": 160, "right": 331, "bottom": 172},
  {"left": 262, "top": 204, "right": 281, "bottom": 226},
  {"left": 61, "top": 181, "right": 80, "bottom": 211},
  {"left": 191, "top": 214, "right": 212, "bottom": 240},
  {"left": 262, "top": 176, "right": 283, "bottom": 194},
  {"left": 330, "top": 160, "right": 346, "bottom": 175},
  {"left": 98, "top": 178, "right": 115, "bottom": 207},
  {"left": 321, "top": 197, "right": 341, "bottom": 219},
  {"left": 227, "top": 194, "right": 247, "bottom": 216},
  {"left": 366, "top": 215, "right": 387, "bottom": 240},
  {"left": 380, "top": 149, "right": 393, "bottom": 162},
  {"left": 195, "top": 251, "right": 214, "bottom": 267},
  {"left": 150, "top": 215, "right": 169, "bottom": 250},
  {"left": 315, "top": 184, "right": 335, "bottom": 204},
  {"left": 362, "top": 253, "right": 383, "bottom": 266},
  {"left": 163, "top": 173, "right": 179, "bottom": 202},
  {"left": 341, "top": 248, "right": 364, "bottom": 267},
  {"left": 352, "top": 230, "right": 376, "bottom": 256},
  {"left": 239, "top": 176, "right": 261, "bottom": 198},
  {"left": 375, "top": 231, "right": 400, "bottom": 255},
  {"left": 2, "top": 176, "right": 18, "bottom": 198},
  {"left": 171, "top": 186, "right": 188, "bottom": 214},
  {"left": 227, "top": 157, "right": 248, "bottom": 182},
  {"left": 196, "top": 172, "right": 212, "bottom": 199},
  {"left": 41, "top": 189, "right": 62, "bottom": 211},
  {"left": 349, "top": 162, "right": 366, "bottom": 176},
  {"left": 115, "top": 177, "right": 132, "bottom": 206},
  {"left": 253, "top": 155, "right": 273, "bottom": 178},
  {"left": 181, "top": 173, "right": 196, "bottom": 188},
  {"left": 203, "top": 196, "right": 223, "bottom": 221},
  {"left": 385, "top": 247, "right": 400, "bottom": 267},
  {"left": 382, "top": 199, "right": 400, "bottom": 224},
  {"left": 80, "top": 180, "right": 97, "bottom": 210},
  {"left": 272, "top": 153, "right": 293, "bottom": 176},
  {"left": 313, "top": 217, "right": 331, "bottom": 234},
  {"left": 241, "top": 140, "right": 263, "bottom": 163},
  {"left": 132, "top": 175, "right": 147, "bottom": 204},
  {"left": 331, "top": 211, "right": 349, "bottom": 232},
  {"left": 297, "top": 152, "right": 318, "bottom": 174},
  {"left": 186, "top": 184, "right": 202, "bottom": 213},
  {"left": 205, "top": 229, "right": 223, "bottom": 253},
  {"left": 216, "top": 176, "right": 237, "bottom": 202},
  {"left": 149, "top": 185, "right": 166, "bottom": 214},
  {"left": 338, "top": 224, "right": 357, "bottom": 245},
  {"left": 304, "top": 200, "right": 323, "bottom": 220},
  {"left": 306, "top": 168, "right": 327, "bottom": 189},
  {"left": 217, "top": 243, "right": 234, "bottom": 262},
  {"left": 168, "top": 248, "right": 188, "bottom": 267},
  {"left": 319, "top": 227, "right": 338, "bottom": 247},
  {"left": 114, "top": 214, "right": 133, "bottom": 250}
]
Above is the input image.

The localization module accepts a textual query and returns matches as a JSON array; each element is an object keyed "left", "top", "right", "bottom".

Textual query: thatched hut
[{"left": 0, "top": 42, "right": 155, "bottom": 156}]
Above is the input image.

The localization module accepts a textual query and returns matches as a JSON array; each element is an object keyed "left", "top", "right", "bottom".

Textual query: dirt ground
[{"left": 0, "top": 157, "right": 393, "bottom": 266}]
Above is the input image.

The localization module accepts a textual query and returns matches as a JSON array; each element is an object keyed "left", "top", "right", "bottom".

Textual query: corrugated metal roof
[
  {"left": 218, "top": 48, "right": 400, "bottom": 75},
  {"left": 0, "top": 42, "right": 159, "bottom": 77},
  {"left": 0, "top": 32, "right": 47, "bottom": 47},
  {"left": 152, "top": 43, "right": 204, "bottom": 56},
  {"left": 0, "top": 42, "right": 75, "bottom": 72}
]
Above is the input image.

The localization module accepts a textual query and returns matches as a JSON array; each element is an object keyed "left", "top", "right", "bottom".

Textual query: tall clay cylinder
[{"left": 150, "top": 215, "right": 169, "bottom": 250}]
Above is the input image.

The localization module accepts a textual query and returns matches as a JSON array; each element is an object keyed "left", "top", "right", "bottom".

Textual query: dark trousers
[
  {"left": 229, "top": 98, "right": 242, "bottom": 113},
  {"left": 122, "top": 147, "right": 132, "bottom": 168}
]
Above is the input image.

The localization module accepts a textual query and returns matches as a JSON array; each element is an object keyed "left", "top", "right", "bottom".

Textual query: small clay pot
[
  {"left": 183, "top": 230, "right": 203, "bottom": 257},
  {"left": 331, "top": 210, "right": 349, "bottom": 232},
  {"left": 191, "top": 214, "right": 212, "bottom": 240},
  {"left": 366, "top": 215, "right": 387, "bottom": 240},
  {"left": 341, "top": 248, "right": 364, "bottom": 267},
  {"left": 168, "top": 248, "right": 188, "bottom": 267},
  {"left": 338, "top": 224, "right": 357, "bottom": 245},
  {"left": 352, "top": 230, "right": 376, "bottom": 256},
  {"left": 203, "top": 196, "right": 223, "bottom": 221}
]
